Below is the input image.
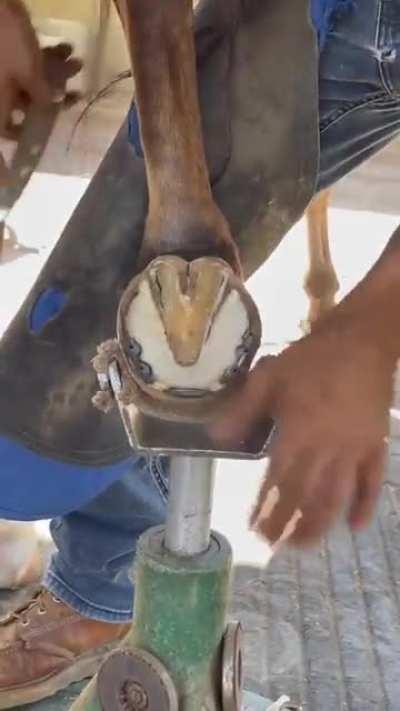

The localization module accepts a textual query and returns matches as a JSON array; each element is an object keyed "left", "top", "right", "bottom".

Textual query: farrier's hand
[
  {"left": 212, "top": 314, "right": 394, "bottom": 546},
  {"left": 0, "top": 0, "right": 81, "bottom": 185}
]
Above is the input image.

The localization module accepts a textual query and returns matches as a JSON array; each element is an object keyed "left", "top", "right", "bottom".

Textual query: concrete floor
[{"left": 1, "top": 93, "right": 400, "bottom": 709}]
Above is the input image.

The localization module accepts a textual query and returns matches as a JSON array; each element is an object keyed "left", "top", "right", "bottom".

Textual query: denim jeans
[
  {"left": 45, "top": 456, "right": 168, "bottom": 621},
  {"left": 317, "top": 0, "right": 400, "bottom": 190},
  {"left": 45, "top": 0, "right": 400, "bottom": 621}
]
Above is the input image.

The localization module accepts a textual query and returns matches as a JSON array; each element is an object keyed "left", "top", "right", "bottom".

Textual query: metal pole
[{"left": 165, "top": 456, "right": 216, "bottom": 557}]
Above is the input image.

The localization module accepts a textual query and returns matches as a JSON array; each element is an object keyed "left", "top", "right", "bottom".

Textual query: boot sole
[{"left": 0, "top": 640, "right": 119, "bottom": 709}]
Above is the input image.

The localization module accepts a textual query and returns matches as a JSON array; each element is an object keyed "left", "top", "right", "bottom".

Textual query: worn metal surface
[
  {"left": 222, "top": 622, "right": 243, "bottom": 711},
  {"left": 130, "top": 528, "right": 232, "bottom": 711},
  {"left": 71, "top": 527, "right": 232, "bottom": 711},
  {"left": 97, "top": 648, "right": 178, "bottom": 711},
  {"left": 114, "top": 400, "right": 273, "bottom": 459},
  {"left": 165, "top": 457, "right": 215, "bottom": 557}
]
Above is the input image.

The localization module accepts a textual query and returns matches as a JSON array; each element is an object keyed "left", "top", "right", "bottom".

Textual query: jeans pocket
[{"left": 378, "top": 0, "right": 400, "bottom": 94}]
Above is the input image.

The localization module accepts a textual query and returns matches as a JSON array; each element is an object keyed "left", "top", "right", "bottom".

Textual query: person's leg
[
  {"left": 303, "top": 0, "right": 400, "bottom": 339},
  {"left": 317, "top": 0, "right": 400, "bottom": 191},
  {"left": 0, "top": 455, "right": 167, "bottom": 708},
  {"left": 45, "top": 455, "right": 168, "bottom": 622}
]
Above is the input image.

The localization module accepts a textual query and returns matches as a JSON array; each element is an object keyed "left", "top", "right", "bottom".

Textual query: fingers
[
  {"left": 211, "top": 356, "right": 277, "bottom": 445},
  {"left": 17, "top": 72, "right": 50, "bottom": 107},
  {"left": 253, "top": 441, "right": 386, "bottom": 549},
  {"left": 31, "top": 76, "right": 51, "bottom": 105},
  {"left": 251, "top": 446, "right": 331, "bottom": 546},
  {"left": 290, "top": 457, "right": 356, "bottom": 545},
  {"left": 348, "top": 444, "right": 387, "bottom": 530},
  {"left": 43, "top": 45, "right": 83, "bottom": 84},
  {"left": 20, "top": 67, "right": 51, "bottom": 106},
  {"left": 0, "top": 152, "right": 10, "bottom": 187},
  {"left": 0, "top": 81, "right": 15, "bottom": 138},
  {"left": 41, "top": 44, "right": 82, "bottom": 101},
  {"left": 19, "top": 43, "right": 82, "bottom": 107},
  {"left": 45, "top": 43, "right": 74, "bottom": 61},
  {"left": 0, "top": 82, "right": 19, "bottom": 185},
  {"left": 64, "top": 58, "right": 83, "bottom": 80}
]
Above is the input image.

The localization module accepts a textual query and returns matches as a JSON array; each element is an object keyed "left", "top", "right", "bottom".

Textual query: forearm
[{"left": 332, "top": 224, "right": 400, "bottom": 363}]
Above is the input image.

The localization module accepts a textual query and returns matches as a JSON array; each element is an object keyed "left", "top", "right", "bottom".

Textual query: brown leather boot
[{"left": 0, "top": 588, "right": 130, "bottom": 709}]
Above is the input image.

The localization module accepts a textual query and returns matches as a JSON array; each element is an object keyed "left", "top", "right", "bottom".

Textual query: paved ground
[{"left": 1, "top": 90, "right": 400, "bottom": 709}]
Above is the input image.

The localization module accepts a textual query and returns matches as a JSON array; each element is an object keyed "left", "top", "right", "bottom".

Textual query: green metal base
[
  {"left": 132, "top": 527, "right": 232, "bottom": 708},
  {"left": 71, "top": 526, "right": 232, "bottom": 711}
]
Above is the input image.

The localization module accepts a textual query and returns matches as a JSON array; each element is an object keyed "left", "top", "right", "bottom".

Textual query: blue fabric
[
  {"left": 311, "top": 0, "right": 354, "bottom": 48},
  {"left": 29, "top": 287, "right": 68, "bottom": 334},
  {"left": 0, "top": 435, "right": 133, "bottom": 520},
  {"left": 0, "top": 282, "right": 134, "bottom": 520},
  {"left": 317, "top": 0, "right": 400, "bottom": 189},
  {"left": 44, "top": 458, "right": 168, "bottom": 622},
  {"left": 128, "top": 106, "right": 144, "bottom": 158}
]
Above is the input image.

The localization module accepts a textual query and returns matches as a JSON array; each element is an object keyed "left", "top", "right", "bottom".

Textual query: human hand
[
  {"left": 212, "top": 316, "right": 395, "bottom": 546},
  {"left": 0, "top": 0, "right": 81, "bottom": 185}
]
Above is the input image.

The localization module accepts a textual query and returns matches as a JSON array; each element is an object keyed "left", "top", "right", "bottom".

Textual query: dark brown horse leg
[{"left": 116, "top": 0, "right": 240, "bottom": 272}]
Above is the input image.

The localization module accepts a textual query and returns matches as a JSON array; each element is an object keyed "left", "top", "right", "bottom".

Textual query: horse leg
[
  {"left": 116, "top": 0, "right": 240, "bottom": 272},
  {"left": 302, "top": 188, "right": 339, "bottom": 332}
]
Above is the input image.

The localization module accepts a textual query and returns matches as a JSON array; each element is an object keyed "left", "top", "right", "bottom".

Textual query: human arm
[{"left": 213, "top": 225, "right": 400, "bottom": 546}]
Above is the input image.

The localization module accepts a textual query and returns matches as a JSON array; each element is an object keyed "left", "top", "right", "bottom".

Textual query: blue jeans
[
  {"left": 45, "top": 457, "right": 168, "bottom": 621},
  {"left": 45, "top": 0, "right": 400, "bottom": 621}
]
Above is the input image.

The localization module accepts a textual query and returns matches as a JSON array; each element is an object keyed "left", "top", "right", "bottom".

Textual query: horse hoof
[{"left": 116, "top": 256, "right": 262, "bottom": 421}]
